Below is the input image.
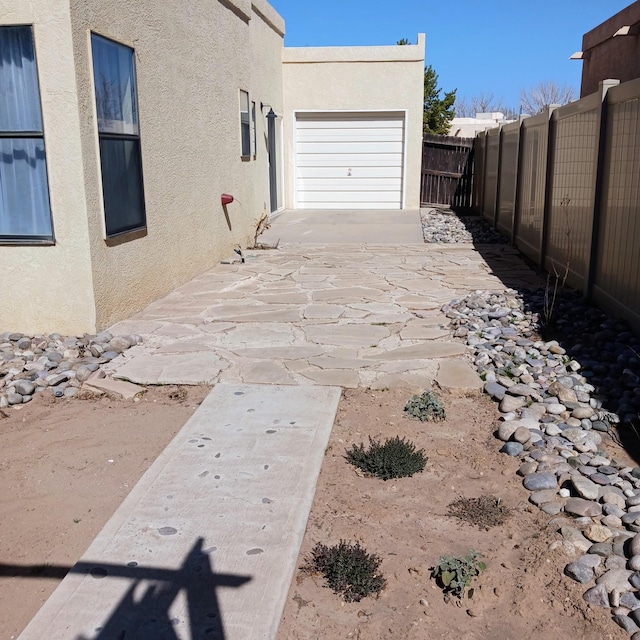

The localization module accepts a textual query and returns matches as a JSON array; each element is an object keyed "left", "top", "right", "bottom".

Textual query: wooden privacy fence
[
  {"left": 474, "top": 77, "right": 640, "bottom": 333},
  {"left": 421, "top": 134, "right": 474, "bottom": 209}
]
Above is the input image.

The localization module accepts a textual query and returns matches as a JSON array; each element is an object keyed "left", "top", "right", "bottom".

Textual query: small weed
[
  {"left": 304, "top": 540, "right": 386, "bottom": 602},
  {"left": 345, "top": 436, "right": 427, "bottom": 480},
  {"left": 448, "top": 495, "right": 512, "bottom": 530},
  {"left": 404, "top": 390, "right": 446, "bottom": 422},
  {"left": 73, "top": 518, "right": 81, "bottom": 524},
  {"left": 431, "top": 550, "right": 486, "bottom": 600}
]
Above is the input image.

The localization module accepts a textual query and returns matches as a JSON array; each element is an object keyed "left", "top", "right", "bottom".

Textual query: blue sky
[{"left": 269, "top": 0, "right": 633, "bottom": 110}]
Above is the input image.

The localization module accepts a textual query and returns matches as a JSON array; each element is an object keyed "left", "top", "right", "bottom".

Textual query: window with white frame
[
  {"left": 91, "top": 33, "right": 146, "bottom": 237},
  {"left": 240, "top": 90, "right": 251, "bottom": 157},
  {"left": 0, "top": 25, "right": 54, "bottom": 243}
]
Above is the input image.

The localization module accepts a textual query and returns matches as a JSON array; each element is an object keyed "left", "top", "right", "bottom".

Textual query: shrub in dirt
[
  {"left": 448, "top": 495, "right": 512, "bottom": 530},
  {"left": 404, "top": 390, "right": 446, "bottom": 421},
  {"left": 305, "top": 540, "right": 386, "bottom": 602},
  {"left": 345, "top": 435, "right": 427, "bottom": 480},
  {"left": 431, "top": 550, "right": 486, "bottom": 600}
]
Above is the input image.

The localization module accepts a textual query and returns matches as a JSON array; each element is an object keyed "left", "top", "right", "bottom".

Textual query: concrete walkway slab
[
  {"left": 19, "top": 383, "right": 341, "bottom": 640},
  {"left": 261, "top": 209, "right": 425, "bottom": 244}
]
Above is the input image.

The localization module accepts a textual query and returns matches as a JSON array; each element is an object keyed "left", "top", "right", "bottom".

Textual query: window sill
[
  {"left": 0, "top": 237, "right": 55, "bottom": 246},
  {"left": 105, "top": 226, "right": 147, "bottom": 247}
]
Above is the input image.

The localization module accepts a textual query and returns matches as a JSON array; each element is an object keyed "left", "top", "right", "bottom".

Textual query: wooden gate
[{"left": 420, "top": 134, "right": 475, "bottom": 209}]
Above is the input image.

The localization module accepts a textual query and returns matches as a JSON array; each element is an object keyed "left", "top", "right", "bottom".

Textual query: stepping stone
[
  {"left": 239, "top": 362, "right": 295, "bottom": 385},
  {"left": 304, "top": 324, "right": 389, "bottom": 348},
  {"left": 436, "top": 360, "right": 482, "bottom": 390},
  {"left": 298, "top": 369, "right": 360, "bottom": 388},
  {"left": 369, "top": 342, "right": 466, "bottom": 360},
  {"left": 400, "top": 326, "right": 450, "bottom": 340},
  {"left": 114, "top": 353, "right": 228, "bottom": 385},
  {"left": 83, "top": 378, "right": 144, "bottom": 400}
]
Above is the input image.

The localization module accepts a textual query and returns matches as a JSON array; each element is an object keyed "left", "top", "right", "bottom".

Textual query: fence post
[
  {"left": 539, "top": 105, "right": 560, "bottom": 271},
  {"left": 586, "top": 79, "right": 620, "bottom": 300},
  {"left": 511, "top": 115, "right": 528, "bottom": 245}
]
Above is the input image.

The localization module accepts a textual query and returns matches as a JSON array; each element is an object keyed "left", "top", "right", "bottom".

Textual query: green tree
[
  {"left": 396, "top": 38, "right": 410, "bottom": 45},
  {"left": 423, "top": 65, "right": 456, "bottom": 135}
]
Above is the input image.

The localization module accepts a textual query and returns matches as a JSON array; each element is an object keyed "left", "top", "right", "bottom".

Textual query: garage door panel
[
  {"left": 296, "top": 155, "right": 404, "bottom": 168},
  {"left": 298, "top": 166, "right": 403, "bottom": 178},
  {"left": 297, "top": 141, "right": 403, "bottom": 155},
  {"left": 297, "top": 129, "right": 404, "bottom": 143},
  {"left": 295, "top": 113, "right": 404, "bottom": 209},
  {"left": 298, "top": 191, "right": 402, "bottom": 204},
  {"left": 299, "top": 178, "right": 402, "bottom": 191},
  {"left": 296, "top": 118, "right": 402, "bottom": 129}
]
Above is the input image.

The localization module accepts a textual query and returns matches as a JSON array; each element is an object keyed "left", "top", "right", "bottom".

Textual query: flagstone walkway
[{"left": 106, "top": 243, "right": 541, "bottom": 393}]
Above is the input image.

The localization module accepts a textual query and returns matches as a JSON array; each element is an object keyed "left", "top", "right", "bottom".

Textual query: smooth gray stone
[
  {"left": 484, "top": 381, "right": 506, "bottom": 400},
  {"left": 564, "top": 561, "right": 594, "bottom": 583},
  {"left": 506, "top": 383, "right": 534, "bottom": 397},
  {"left": 13, "top": 380, "right": 35, "bottom": 396},
  {"left": 500, "top": 442, "right": 524, "bottom": 457},
  {"left": 565, "top": 497, "right": 602, "bottom": 517},
  {"left": 500, "top": 395, "right": 526, "bottom": 413},
  {"left": 589, "top": 543, "right": 613, "bottom": 557},
  {"left": 596, "top": 569, "right": 634, "bottom": 593},
  {"left": 572, "top": 475, "right": 600, "bottom": 500},
  {"left": 590, "top": 472, "right": 614, "bottom": 486},
  {"left": 523, "top": 473, "right": 557, "bottom": 491},
  {"left": 629, "top": 534, "right": 640, "bottom": 557},
  {"left": 614, "top": 614, "right": 639, "bottom": 634},
  {"left": 529, "top": 489, "right": 560, "bottom": 506},
  {"left": 583, "top": 583, "right": 610, "bottom": 607},
  {"left": 7, "top": 393, "right": 23, "bottom": 405},
  {"left": 620, "top": 591, "right": 640, "bottom": 611},
  {"left": 578, "top": 554, "right": 602, "bottom": 568}
]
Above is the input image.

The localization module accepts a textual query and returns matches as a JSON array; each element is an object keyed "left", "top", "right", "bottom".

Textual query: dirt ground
[
  {"left": 0, "top": 385, "right": 208, "bottom": 640},
  {"left": 276, "top": 387, "right": 628, "bottom": 640},
  {"left": 0, "top": 384, "right": 630, "bottom": 640}
]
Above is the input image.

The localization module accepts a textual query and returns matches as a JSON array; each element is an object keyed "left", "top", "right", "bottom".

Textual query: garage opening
[{"left": 295, "top": 112, "right": 406, "bottom": 210}]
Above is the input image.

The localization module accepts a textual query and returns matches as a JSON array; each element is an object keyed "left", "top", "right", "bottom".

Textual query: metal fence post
[{"left": 586, "top": 79, "right": 620, "bottom": 299}]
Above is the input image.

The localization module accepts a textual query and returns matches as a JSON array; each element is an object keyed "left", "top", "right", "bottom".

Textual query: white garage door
[{"left": 295, "top": 113, "right": 405, "bottom": 210}]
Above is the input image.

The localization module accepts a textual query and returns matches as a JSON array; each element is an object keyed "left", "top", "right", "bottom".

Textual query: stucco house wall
[
  {"left": 0, "top": 0, "right": 284, "bottom": 334},
  {"left": 0, "top": 0, "right": 97, "bottom": 334},
  {"left": 282, "top": 35, "right": 426, "bottom": 209},
  {"left": 580, "top": 1, "right": 640, "bottom": 97},
  {"left": 68, "top": 0, "right": 285, "bottom": 330}
]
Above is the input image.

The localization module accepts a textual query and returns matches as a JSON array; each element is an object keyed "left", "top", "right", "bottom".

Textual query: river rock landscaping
[
  {"left": 443, "top": 286, "right": 640, "bottom": 637},
  {"left": 0, "top": 331, "right": 141, "bottom": 407},
  {"left": 421, "top": 208, "right": 509, "bottom": 244}
]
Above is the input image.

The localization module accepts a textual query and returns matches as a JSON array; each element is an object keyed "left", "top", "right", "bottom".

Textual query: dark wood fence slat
[{"left": 421, "top": 133, "right": 475, "bottom": 209}]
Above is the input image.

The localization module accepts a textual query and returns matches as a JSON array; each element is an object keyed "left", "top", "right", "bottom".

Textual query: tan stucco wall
[
  {"left": 68, "top": 0, "right": 284, "bottom": 330},
  {"left": 282, "top": 34, "right": 425, "bottom": 209},
  {"left": 0, "top": 0, "right": 96, "bottom": 335}
]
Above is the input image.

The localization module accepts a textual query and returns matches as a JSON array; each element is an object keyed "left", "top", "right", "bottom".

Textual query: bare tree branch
[{"left": 519, "top": 81, "right": 576, "bottom": 115}]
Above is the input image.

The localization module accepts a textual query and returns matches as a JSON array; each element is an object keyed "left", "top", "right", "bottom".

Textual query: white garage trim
[{"left": 293, "top": 110, "right": 407, "bottom": 210}]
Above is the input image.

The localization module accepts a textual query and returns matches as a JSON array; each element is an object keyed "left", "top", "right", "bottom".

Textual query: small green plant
[
  {"left": 431, "top": 550, "right": 486, "bottom": 600},
  {"left": 345, "top": 435, "right": 427, "bottom": 480},
  {"left": 304, "top": 540, "right": 386, "bottom": 602},
  {"left": 404, "top": 390, "right": 446, "bottom": 422}
]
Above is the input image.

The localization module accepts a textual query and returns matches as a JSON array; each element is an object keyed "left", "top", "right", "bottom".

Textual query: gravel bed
[
  {"left": 443, "top": 287, "right": 640, "bottom": 636},
  {"left": 421, "top": 208, "right": 509, "bottom": 244},
  {"left": 0, "top": 331, "right": 141, "bottom": 407}
]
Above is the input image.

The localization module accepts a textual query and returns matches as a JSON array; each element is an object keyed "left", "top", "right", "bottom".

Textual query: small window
[
  {"left": 0, "top": 26, "right": 54, "bottom": 243},
  {"left": 251, "top": 100, "right": 257, "bottom": 157},
  {"left": 91, "top": 33, "right": 145, "bottom": 237},
  {"left": 240, "top": 90, "right": 251, "bottom": 157}
]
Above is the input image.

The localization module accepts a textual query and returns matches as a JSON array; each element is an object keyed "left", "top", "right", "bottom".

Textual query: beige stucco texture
[
  {"left": 282, "top": 34, "right": 425, "bottom": 209},
  {"left": 0, "top": 0, "right": 96, "bottom": 335},
  {"left": 69, "top": 0, "right": 284, "bottom": 331}
]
